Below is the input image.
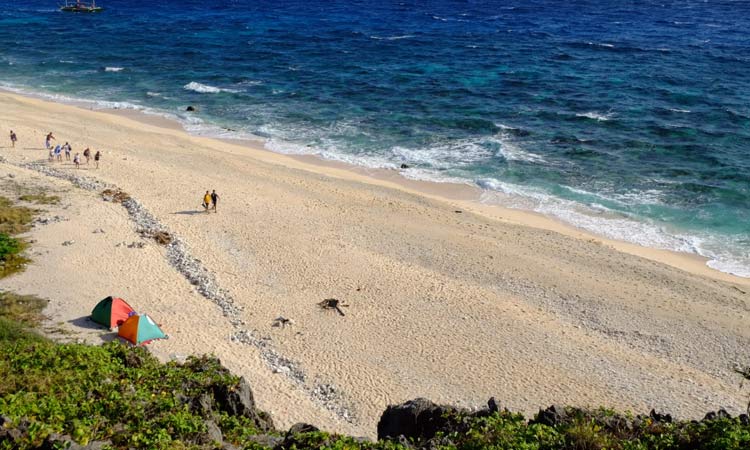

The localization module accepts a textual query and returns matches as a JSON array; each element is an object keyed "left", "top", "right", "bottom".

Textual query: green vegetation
[
  {"left": 0, "top": 333, "right": 748, "bottom": 450},
  {"left": 0, "top": 194, "right": 35, "bottom": 278},
  {"left": 0, "top": 233, "right": 29, "bottom": 278},
  {"left": 0, "top": 196, "right": 35, "bottom": 235},
  {"left": 17, "top": 193, "right": 61, "bottom": 205},
  {"left": 0, "top": 339, "right": 271, "bottom": 449}
]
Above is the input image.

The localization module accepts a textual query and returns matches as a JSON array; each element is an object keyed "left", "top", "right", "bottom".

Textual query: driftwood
[{"left": 318, "top": 298, "right": 347, "bottom": 317}]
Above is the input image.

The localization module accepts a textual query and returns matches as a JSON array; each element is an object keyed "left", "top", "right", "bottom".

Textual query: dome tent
[
  {"left": 118, "top": 314, "right": 167, "bottom": 346},
  {"left": 90, "top": 296, "right": 135, "bottom": 329}
]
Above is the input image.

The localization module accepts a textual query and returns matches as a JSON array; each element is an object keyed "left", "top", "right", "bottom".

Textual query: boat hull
[{"left": 60, "top": 6, "right": 103, "bottom": 12}]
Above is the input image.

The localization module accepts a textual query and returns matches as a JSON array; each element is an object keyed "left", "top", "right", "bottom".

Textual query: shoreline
[
  {"left": 3, "top": 85, "right": 747, "bottom": 284},
  {"left": 1, "top": 89, "right": 749, "bottom": 437},
  {"left": 94, "top": 103, "right": 746, "bottom": 287}
]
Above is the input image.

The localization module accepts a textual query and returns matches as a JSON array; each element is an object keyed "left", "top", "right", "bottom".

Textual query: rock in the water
[
  {"left": 400, "top": 164, "right": 410, "bottom": 169},
  {"left": 377, "top": 398, "right": 452, "bottom": 441},
  {"left": 186, "top": 105, "right": 197, "bottom": 112}
]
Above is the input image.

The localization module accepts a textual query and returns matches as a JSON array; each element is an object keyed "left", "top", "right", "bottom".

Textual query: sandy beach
[{"left": 0, "top": 91, "right": 748, "bottom": 438}]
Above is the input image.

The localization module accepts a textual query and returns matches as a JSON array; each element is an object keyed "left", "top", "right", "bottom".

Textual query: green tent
[{"left": 91, "top": 296, "right": 135, "bottom": 329}]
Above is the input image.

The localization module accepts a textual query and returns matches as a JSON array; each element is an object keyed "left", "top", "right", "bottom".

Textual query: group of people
[
  {"left": 44, "top": 132, "right": 101, "bottom": 169},
  {"left": 11, "top": 130, "right": 221, "bottom": 215},
  {"left": 202, "top": 190, "right": 220, "bottom": 213}
]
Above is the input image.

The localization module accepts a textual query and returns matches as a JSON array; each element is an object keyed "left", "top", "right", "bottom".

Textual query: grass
[
  {"left": 0, "top": 196, "right": 35, "bottom": 235},
  {"left": 18, "top": 193, "right": 61, "bottom": 205}
]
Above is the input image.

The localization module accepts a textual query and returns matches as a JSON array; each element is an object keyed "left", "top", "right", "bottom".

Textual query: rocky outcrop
[
  {"left": 377, "top": 398, "right": 454, "bottom": 441},
  {"left": 212, "top": 377, "right": 274, "bottom": 431}
]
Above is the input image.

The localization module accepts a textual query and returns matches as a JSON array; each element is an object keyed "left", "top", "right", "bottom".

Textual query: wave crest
[{"left": 183, "top": 82, "right": 239, "bottom": 94}]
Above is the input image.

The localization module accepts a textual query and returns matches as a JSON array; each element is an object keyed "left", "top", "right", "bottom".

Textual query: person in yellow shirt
[{"left": 202, "top": 191, "right": 211, "bottom": 212}]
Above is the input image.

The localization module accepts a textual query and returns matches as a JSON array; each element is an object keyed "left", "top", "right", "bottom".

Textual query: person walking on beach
[
  {"left": 45, "top": 132, "right": 55, "bottom": 149},
  {"left": 64, "top": 142, "right": 71, "bottom": 161},
  {"left": 48, "top": 147, "right": 54, "bottom": 162},
  {"left": 210, "top": 190, "right": 219, "bottom": 213},
  {"left": 83, "top": 148, "right": 91, "bottom": 164},
  {"left": 202, "top": 190, "right": 211, "bottom": 212},
  {"left": 9, "top": 130, "right": 17, "bottom": 148},
  {"left": 54, "top": 144, "right": 62, "bottom": 162},
  {"left": 73, "top": 153, "right": 80, "bottom": 169},
  {"left": 94, "top": 150, "right": 101, "bottom": 169}
]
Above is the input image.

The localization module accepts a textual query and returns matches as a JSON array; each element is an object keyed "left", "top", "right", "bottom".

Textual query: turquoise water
[{"left": 0, "top": 0, "right": 748, "bottom": 276}]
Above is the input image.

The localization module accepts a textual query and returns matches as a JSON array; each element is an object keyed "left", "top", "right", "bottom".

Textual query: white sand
[{"left": 1, "top": 91, "right": 748, "bottom": 438}]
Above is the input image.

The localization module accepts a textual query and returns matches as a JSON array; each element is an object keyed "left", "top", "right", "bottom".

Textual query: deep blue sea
[{"left": 1, "top": 0, "right": 748, "bottom": 276}]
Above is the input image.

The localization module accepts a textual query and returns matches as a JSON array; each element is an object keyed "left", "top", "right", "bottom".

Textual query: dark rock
[
  {"left": 400, "top": 164, "right": 410, "bottom": 169},
  {"left": 212, "top": 377, "right": 274, "bottom": 431},
  {"left": 244, "top": 434, "right": 283, "bottom": 448},
  {"left": 123, "top": 350, "right": 145, "bottom": 368},
  {"left": 740, "top": 414, "right": 749, "bottom": 425},
  {"left": 377, "top": 398, "right": 453, "bottom": 441},
  {"left": 716, "top": 408, "right": 731, "bottom": 419},
  {"left": 602, "top": 415, "right": 633, "bottom": 433},
  {"left": 703, "top": 411, "right": 717, "bottom": 421},
  {"left": 186, "top": 105, "right": 197, "bottom": 112},
  {"left": 488, "top": 397, "right": 499, "bottom": 413},
  {"left": 40, "top": 433, "right": 82, "bottom": 450},
  {"left": 532, "top": 405, "right": 568, "bottom": 427},
  {"left": 396, "top": 435, "right": 413, "bottom": 448},
  {"left": 649, "top": 409, "right": 672, "bottom": 423},
  {"left": 204, "top": 420, "right": 223, "bottom": 445},
  {"left": 287, "top": 422, "right": 320, "bottom": 435},
  {"left": 190, "top": 393, "right": 214, "bottom": 417}
]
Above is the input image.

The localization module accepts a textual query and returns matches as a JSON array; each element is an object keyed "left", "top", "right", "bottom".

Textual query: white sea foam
[
  {"left": 476, "top": 177, "right": 749, "bottom": 277},
  {"left": 370, "top": 35, "right": 415, "bottom": 41},
  {"left": 183, "top": 82, "right": 239, "bottom": 94},
  {"left": 669, "top": 108, "right": 691, "bottom": 113},
  {"left": 104, "top": 67, "right": 124, "bottom": 72},
  {"left": 499, "top": 140, "right": 545, "bottom": 163},
  {"left": 576, "top": 111, "right": 613, "bottom": 121},
  {"left": 587, "top": 41, "right": 615, "bottom": 48}
]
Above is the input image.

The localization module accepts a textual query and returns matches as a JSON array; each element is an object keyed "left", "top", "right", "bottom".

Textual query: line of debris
[{"left": 14, "top": 160, "right": 356, "bottom": 423}]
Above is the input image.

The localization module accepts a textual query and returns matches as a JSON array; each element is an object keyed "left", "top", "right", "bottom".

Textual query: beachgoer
[
  {"left": 83, "top": 148, "right": 91, "bottom": 164},
  {"left": 54, "top": 144, "right": 62, "bottom": 162},
  {"left": 64, "top": 143, "right": 71, "bottom": 160},
  {"left": 45, "top": 132, "right": 55, "bottom": 149},
  {"left": 210, "top": 190, "right": 219, "bottom": 213},
  {"left": 202, "top": 191, "right": 211, "bottom": 212},
  {"left": 48, "top": 148, "right": 54, "bottom": 162},
  {"left": 9, "top": 130, "right": 16, "bottom": 148},
  {"left": 94, "top": 150, "right": 101, "bottom": 168},
  {"left": 73, "top": 153, "right": 80, "bottom": 169}
]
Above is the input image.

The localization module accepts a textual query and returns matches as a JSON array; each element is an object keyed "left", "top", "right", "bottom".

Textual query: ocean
[{"left": 0, "top": 0, "right": 748, "bottom": 276}]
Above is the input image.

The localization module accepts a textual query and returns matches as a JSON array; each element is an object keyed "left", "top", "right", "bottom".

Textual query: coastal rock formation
[{"left": 377, "top": 398, "right": 453, "bottom": 441}]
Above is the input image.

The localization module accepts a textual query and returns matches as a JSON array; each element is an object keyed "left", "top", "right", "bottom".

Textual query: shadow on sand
[
  {"left": 68, "top": 316, "right": 121, "bottom": 343},
  {"left": 173, "top": 210, "right": 208, "bottom": 216}
]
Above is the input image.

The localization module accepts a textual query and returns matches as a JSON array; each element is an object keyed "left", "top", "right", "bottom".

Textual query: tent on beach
[
  {"left": 90, "top": 296, "right": 135, "bottom": 329},
  {"left": 117, "top": 314, "right": 167, "bottom": 346}
]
